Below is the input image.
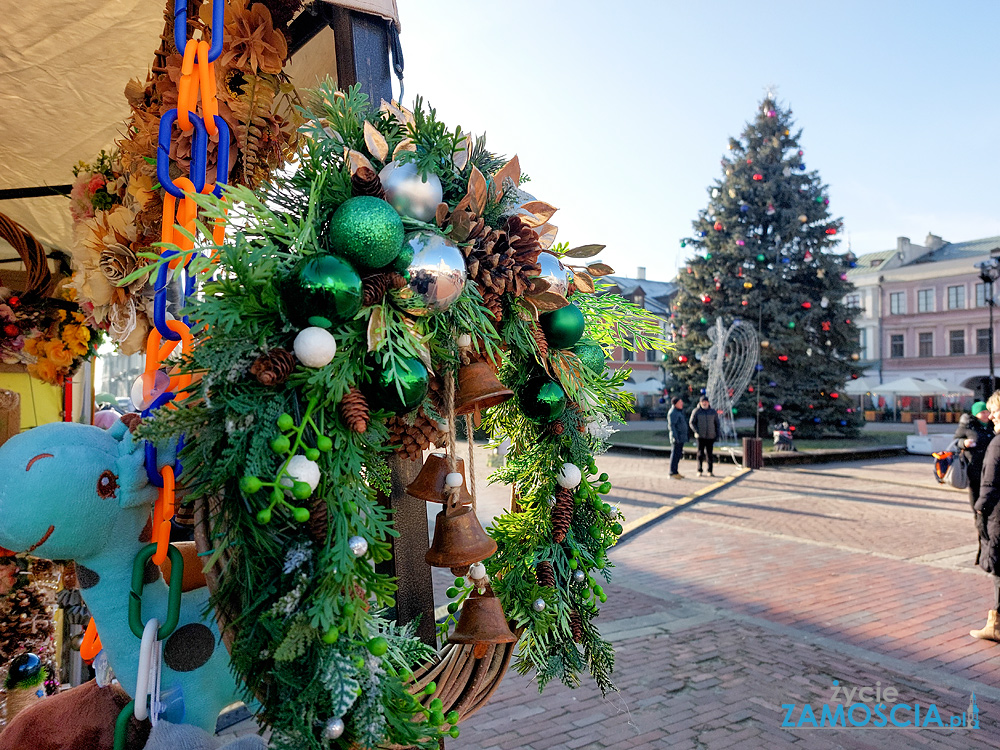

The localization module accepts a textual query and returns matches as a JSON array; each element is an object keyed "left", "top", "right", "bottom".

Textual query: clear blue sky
[{"left": 397, "top": 0, "right": 1000, "bottom": 282}]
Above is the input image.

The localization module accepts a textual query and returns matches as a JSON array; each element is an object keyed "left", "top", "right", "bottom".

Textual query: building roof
[
  {"left": 601, "top": 275, "right": 677, "bottom": 302},
  {"left": 914, "top": 236, "right": 1000, "bottom": 264},
  {"left": 846, "top": 249, "right": 896, "bottom": 277}
]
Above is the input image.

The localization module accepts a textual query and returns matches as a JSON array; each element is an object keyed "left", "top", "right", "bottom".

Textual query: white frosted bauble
[
  {"left": 457, "top": 333, "right": 472, "bottom": 348},
  {"left": 557, "top": 463, "right": 582, "bottom": 489},
  {"left": 293, "top": 327, "right": 337, "bottom": 368},
  {"left": 282, "top": 455, "right": 321, "bottom": 492}
]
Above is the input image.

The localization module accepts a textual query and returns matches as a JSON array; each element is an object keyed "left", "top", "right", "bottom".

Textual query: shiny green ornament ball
[
  {"left": 518, "top": 378, "right": 567, "bottom": 423},
  {"left": 540, "top": 304, "right": 585, "bottom": 350},
  {"left": 287, "top": 254, "right": 362, "bottom": 327},
  {"left": 328, "top": 196, "right": 404, "bottom": 270},
  {"left": 572, "top": 340, "right": 606, "bottom": 374},
  {"left": 392, "top": 242, "right": 415, "bottom": 274},
  {"left": 369, "top": 355, "right": 429, "bottom": 414}
]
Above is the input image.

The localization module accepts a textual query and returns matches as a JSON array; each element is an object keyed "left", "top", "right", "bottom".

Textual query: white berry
[
  {"left": 293, "top": 327, "right": 337, "bottom": 368},
  {"left": 556, "top": 463, "right": 582, "bottom": 489}
]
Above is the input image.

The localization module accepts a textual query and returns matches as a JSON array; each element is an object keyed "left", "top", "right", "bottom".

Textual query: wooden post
[
  {"left": 332, "top": 8, "right": 393, "bottom": 105},
  {"left": 0, "top": 387, "right": 20, "bottom": 447},
  {"left": 375, "top": 455, "right": 437, "bottom": 647}
]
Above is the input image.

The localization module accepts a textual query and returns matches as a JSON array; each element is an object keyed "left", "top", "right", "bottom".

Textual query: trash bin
[{"left": 742, "top": 437, "right": 763, "bottom": 470}]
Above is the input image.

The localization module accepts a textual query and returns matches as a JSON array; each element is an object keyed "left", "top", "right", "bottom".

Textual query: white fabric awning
[{"left": 621, "top": 378, "right": 665, "bottom": 395}]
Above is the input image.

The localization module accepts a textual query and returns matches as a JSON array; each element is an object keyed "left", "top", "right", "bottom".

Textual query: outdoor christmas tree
[{"left": 667, "top": 95, "right": 863, "bottom": 438}]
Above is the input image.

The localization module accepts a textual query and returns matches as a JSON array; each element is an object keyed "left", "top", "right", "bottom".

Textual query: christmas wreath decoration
[{"left": 133, "top": 81, "right": 668, "bottom": 749}]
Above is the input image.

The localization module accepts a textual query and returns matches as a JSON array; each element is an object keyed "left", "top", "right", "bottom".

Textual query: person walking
[
  {"left": 954, "top": 401, "right": 995, "bottom": 516},
  {"left": 970, "top": 392, "right": 1000, "bottom": 641},
  {"left": 689, "top": 395, "right": 720, "bottom": 477},
  {"left": 668, "top": 397, "right": 688, "bottom": 479}
]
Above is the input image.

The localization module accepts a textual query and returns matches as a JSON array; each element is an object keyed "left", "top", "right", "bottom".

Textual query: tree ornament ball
[
  {"left": 378, "top": 160, "right": 443, "bottom": 222},
  {"left": 323, "top": 717, "right": 346, "bottom": 740},
  {"left": 572, "top": 569, "right": 586, "bottom": 583},
  {"left": 397, "top": 231, "right": 467, "bottom": 315},
  {"left": 557, "top": 462, "right": 582, "bottom": 489},
  {"left": 293, "top": 327, "right": 337, "bottom": 368},
  {"left": 518, "top": 378, "right": 566, "bottom": 423},
  {"left": 328, "top": 196, "right": 404, "bottom": 270},
  {"left": 369, "top": 355, "right": 429, "bottom": 413},
  {"left": 8, "top": 653, "right": 42, "bottom": 686},
  {"left": 532, "top": 598, "right": 547, "bottom": 613},
  {"left": 282, "top": 455, "right": 321, "bottom": 493},
  {"left": 572, "top": 340, "right": 606, "bottom": 374},
  {"left": 348, "top": 536, "right": 369, "bottom": 557},
  {"left": 532, "top": 252, "right": 569, "bottom": 297},
  {"left": 287, "top": 254, "right": 362, "bottom": 327},
  {"left": 540, "top": 304, "right": 586, "bottom": 349}
]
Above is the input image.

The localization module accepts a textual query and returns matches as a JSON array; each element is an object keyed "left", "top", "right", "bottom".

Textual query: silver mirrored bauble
[
  {"left": 323, "top": 717, "right": 346, "bottom": 740},
  {"left": 572, "top": 570, "right": 586, "bottom": 584},
  {"left": 348, "top": 536, "right": 369, "bottom": 557},
  {"left": 531, "top": 252, "right": 569, "bottom": 297},
  {"left": 532, "top": 598, "right": 546, "bottom": 612},
  {"left": 379, "top": 161, "right": 443, "bottom": 222},
  {"left": 397, "top": 231, "right": 467, "bottom": 315}
]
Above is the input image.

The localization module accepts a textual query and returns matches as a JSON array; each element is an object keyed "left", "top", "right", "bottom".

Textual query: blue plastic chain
[
  {"left": 174, "top": 0, "right": 224, "bottom": 62},
  {"left": 157, "top": 110, "right": 208, "bottom": 198}
]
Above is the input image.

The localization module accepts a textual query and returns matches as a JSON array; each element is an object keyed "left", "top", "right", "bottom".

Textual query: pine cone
[
  {"left": 351, "top": 166, "right": 386, "bottom": 200},
  {"left": 387, "top": 408, "right": 445, "bottom": 461},
  {"left": 445, "top": 207, "right": 542, "bottom": 301},
  {"left": 307, "top": 497, "right": 329, "bottom": 543},
  {"left": 250, "top": 348, "right": 296, "bottom": 386},
  {"left": 341, "top": 388, "right": 370, "bottom": 433},
  {"left": 569, "top": 609, "right": 583, "bottom": 643},
  {"left": 530, "top": 321, "right": 549, "bottom": 361},
  {"left": 482, "top": 293, "right": 503, "bottom": 322},
  {"left": 535, "top": 561, "right": 555, "bottom": 588},
  {"left": 551, "top": 487, "right": 574, "bottom": 543},
  {"left": 551, "top": 421, "right": 565, "bottom": 436},
  {"left": 362, "top": 272, "right": 407, "bottom": 306}
]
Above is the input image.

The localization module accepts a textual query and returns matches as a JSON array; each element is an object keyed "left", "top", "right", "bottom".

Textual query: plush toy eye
[{"left": 97, "top": 470, "right": 118, "bottom": 499}]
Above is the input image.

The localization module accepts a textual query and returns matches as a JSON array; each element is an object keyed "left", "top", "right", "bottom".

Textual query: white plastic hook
[{"left": 134, "top": 618, "right": 161, "bottom": 721}]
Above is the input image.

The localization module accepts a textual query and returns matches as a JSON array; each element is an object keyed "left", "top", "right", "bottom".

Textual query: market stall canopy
[
  {"left": 621, "top": 378, "right": 665, "bottom": 395},
  {"left": 842, "top": 376, "right": 878, "bottom": 395},
  {"left": 0, "top": 0, "right": 399, "bottom": 262},
  {"left": 872, "top": 377, "right": 952, "bottom": 397},
  {"left": 920, "top": 378, "right": 974, "bottom": 396}
]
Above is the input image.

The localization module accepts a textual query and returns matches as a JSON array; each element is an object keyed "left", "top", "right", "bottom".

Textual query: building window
[
  {"left": 858, "top": 328, "right": 867, "bottom": 360},
  {"left": 918, "top": 332, "right": 933, "bottom": 357},
  {"left": 917, "top": 289, "right": 934, "bottom": 313},
  {"left": 647, "top": 349, "right": 658, "bottom": 363},
  {"left": 845, "top": 293, "right": 861, "bottom": 310},
  {"left": 979, "top": 328, "right": 992, "bottom": 355},
  {"left": 947, "top": 285, "right": 965, "bottom": 310},
  {"left": 949, "top": 330, "right": 965, "bottom": 356},
  {"left": 890, "top": 334, "right": 904, "bottom": 358},
  {"left": 889, "top": 292, "right": 905, "bottom": 315},
  {"left": 977, "top": 283, "right": 989, "bottom": 308}
]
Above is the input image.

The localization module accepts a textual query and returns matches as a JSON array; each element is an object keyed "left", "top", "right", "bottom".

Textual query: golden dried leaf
[
  {"left": 363, "top": 121, "right": 389, "bottom": 162},
  {"left": 531, "top": 291, "right": 570, "bottom": 312},
  {"left": 392, "top": 138, "right": 416, "bottom": 158},
  {"left": 450, "top": 210, "right": 473, "bottom": 243},
  {"left": 529, "top": 277, "right": 552, "bottom": 295},
  {"left": 367, "top": 307, "right": 386, "bottom": 352},
  {"left": 494, "top": 155, "right": 521, "bottom": 194},
  {"left": 573, "top": 271, "right": 595, "bottom": 293},
  {"left": 453, "top": 132, "right": 472, "bottom": 171},
  {"left": 563, "top": 244, "right": 605, "bottom": 259},
  {"left": 468, "top": 166, "right": 488, "bottom": 216},
  {"left": 380, "top": 100, "right": 414, "bottom": 127},
  {"left": 346, "top": 149, "right": 374, "bottom": 174},
  {"left": 521, "top": 297, "right": 540, "bottom": 321},
  {"left": 534, "top": 224, "right": 558, "bottom": 250},
  {"left": 435, "top": 202, "right": 449, "bottom": 227},
  {"left": 519, "top": 201, "right": 559, "bottom": 227},
  {"left": 587, "top": 263, "right": 615, "bottom": 277}
]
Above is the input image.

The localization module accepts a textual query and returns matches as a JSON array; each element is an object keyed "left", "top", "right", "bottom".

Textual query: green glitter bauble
[
  {"left": 368, "top": 356, "right": 429, "bottom": 414},
  {"left": 285, "top": 254, "right": 362, "bottom": 327},
  {"left": 540, "top": 304, "right": 585, "bottom": 350},
  {"left": 391, "top": 241, "right": 415, "bottom": 273},
  {"left": 518, "top": 378, "right": 566, "bottom": 423},
  {"left": 328, "top": 196, "right": 404, "bottom": 270},
  {"left": 572, "top": 340, "right": 606, "bottom": 374}
]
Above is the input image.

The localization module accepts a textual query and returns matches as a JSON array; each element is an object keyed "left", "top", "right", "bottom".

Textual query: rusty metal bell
[
  {"left": 455, "top": 360, "right": 513, "bottom": 416},
  {"left": 426, "top": 505, "right": 497, "bottom": 569},
  {"left": 406, "top": 452, "right": 473, "bottom": 504},
  {"left": 449, "top": 589, "right": 517, "bottom": 658}
]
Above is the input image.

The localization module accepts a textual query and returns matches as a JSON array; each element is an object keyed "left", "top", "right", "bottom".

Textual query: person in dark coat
[
  {"left": 668, "top": 397, "right": 688, "bottom": 479},
  {"left": 954, "top": 401, "right": 995, "bottom": 514},
  {"left": 971, "top": 393, "right": 1000, "bottom": 641},
  {"left": 688, "top": 395, "right": 721, "bottom": 477}
]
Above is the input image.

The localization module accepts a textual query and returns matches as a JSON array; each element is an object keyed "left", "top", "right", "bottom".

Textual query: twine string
[{"left": 464, "top": 414, "right": 477, "bottom": 510}]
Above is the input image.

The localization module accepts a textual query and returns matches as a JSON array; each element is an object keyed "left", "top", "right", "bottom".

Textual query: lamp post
[{"left": 978, "top": 259, "right": 1000, "bottom": 396}]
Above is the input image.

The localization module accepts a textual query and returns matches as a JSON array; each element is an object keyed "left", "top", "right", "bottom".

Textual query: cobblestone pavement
[{"left": 451, "top": 455, "right": 1000, "bottom": 750}]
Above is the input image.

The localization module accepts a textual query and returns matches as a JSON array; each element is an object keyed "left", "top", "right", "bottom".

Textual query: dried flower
[{"left": 221, "top": 3, "right": 288, "bottom": 75}]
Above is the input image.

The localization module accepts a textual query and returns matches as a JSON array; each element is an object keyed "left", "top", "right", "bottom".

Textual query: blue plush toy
[{"left": 0, "top": 420, "right": 241, "bottom": 733}]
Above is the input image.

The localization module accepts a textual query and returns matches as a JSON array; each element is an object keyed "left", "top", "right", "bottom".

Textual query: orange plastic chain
[{"left": 80, "top": 617, "right": 103, "bottom": 663}]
